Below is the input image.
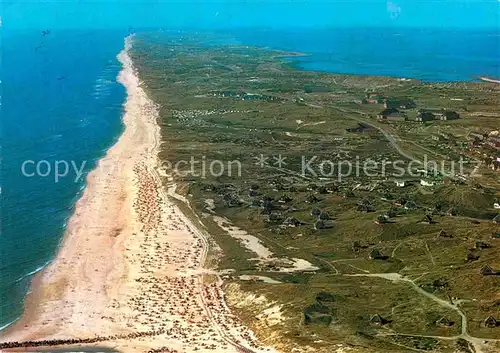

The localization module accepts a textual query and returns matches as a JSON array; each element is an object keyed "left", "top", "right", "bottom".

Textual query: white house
[
  {"left": 420, "top": 179, "right": 435, "bottom": 187},
  {"left": 395, "top": 180, "right": 405, "bottom": 187}
]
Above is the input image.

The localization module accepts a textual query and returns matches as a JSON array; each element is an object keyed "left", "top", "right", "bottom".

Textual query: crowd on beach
[{"left": 120, "top": 161, "right": 268, "bottom": 351}]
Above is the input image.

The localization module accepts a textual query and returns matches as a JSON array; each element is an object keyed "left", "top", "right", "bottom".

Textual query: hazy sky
[{"left": 4, "top": 0, "right": 500, "bottom": 30}]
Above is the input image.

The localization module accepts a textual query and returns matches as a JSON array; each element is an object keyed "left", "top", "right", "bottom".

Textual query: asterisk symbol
[
  {"left": 254, "top": 154, "right": 268, "bottom": 168},
  {"left": 273, "top": 154, "right": 287, "bottom": 168}
]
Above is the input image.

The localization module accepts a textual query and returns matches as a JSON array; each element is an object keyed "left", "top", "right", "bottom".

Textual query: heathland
[{"left": 130, "top": 32, "right": 500, "bottom": 353}]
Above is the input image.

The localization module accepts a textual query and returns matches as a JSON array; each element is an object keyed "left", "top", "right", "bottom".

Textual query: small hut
[
  {"left": 475, "top": 241, "right": 491, "bottom": 250},
  {"left": 369, "top": 249, "right": 388, "bottom": 260},
  {"left": 283, "top": 217, "right": 303, "bottom": 227},
  {"left": 277, "top": 195, "right": 293, "bottom": 204},
  {"left": 318, "top": 211, "right": 330, "bottom": 221},
  {"left": 311, "top": 208, "right": 321, "bottom": 217},
  {"left": 466, "top": 252, "right": 480, "bottom": 262},
  {"left": 369, "top": 314, "right": 388, "bottom": 326},
  {"left": 446, "top": 207, "right": 458, "bottom": 216},
  {"left": 419, "top": 215, "right": 434, "bottom": 224},
  {"left": 314, "top": 220, "right": 327, "bottom": 230},
  {"left": 305, "top": 194, "right": 320, "bottom": 204},
  {"left": 480, "top": 265, "right": 498, "bottom": 276},
  {"left": 394, "top": 198, "right": 406, "bottom": 206},
  {"left": 438, "top": 229, "right": 452, "bottom": 238},
  {"left": 435, "top": 317, "right": 454, "bottom": 327},
  {"left": 484, "top": 316, "right": 498, "bottom": 328},
  {"left": 375, "top": 214, "right": 389, "bottom": 224}
]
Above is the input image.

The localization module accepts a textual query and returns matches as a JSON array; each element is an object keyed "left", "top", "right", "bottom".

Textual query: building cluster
[
  {"left": 467, "top": 130, "right": 500, "bottom": 150},
  {"left": 209, "top": 90, "right": 281, "bottom": 102},
  {"left": 357, "top": 93, "right": 416, "bottom": 108},
  {"left": 172, "top": 108, "right": 252, "bottom": 128},
  {"left": 465, "top": 130, "right": 500, "bottom": 171},
  {"left": 377, "top": 107, "right": 460, "bottom": 122},
  {"left": 357, "top": 93, "right": 460, "bottom": 123}
]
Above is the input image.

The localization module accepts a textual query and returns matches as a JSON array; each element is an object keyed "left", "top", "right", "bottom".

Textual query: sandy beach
[
  {"left": 480, "top": 76, "right": 500, "bottom": 84},
  {"left": 0, "top": 36, "right": 276, "bottom": 353}
]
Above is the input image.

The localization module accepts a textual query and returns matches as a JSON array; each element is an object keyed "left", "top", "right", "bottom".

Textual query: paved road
[{"left": 329, "top": 106, "right": 422, "bottom": 164}]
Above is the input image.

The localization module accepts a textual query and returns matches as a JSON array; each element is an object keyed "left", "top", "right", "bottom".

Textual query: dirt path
[{"left": 345, "top": 273, "right": 500, "bottom": 352}]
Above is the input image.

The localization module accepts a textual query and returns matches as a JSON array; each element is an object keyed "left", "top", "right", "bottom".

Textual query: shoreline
[
  {"left": 0, "top": 36, "right": 140, "bottom": 343},
  {"left": 1, "top": 35, "right": 277, "bottom": 353}
]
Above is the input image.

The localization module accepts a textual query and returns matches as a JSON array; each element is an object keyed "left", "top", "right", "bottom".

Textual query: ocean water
[
  {"left": 1, "top": 26, "right": 499, "bottom": 332},
  {"left": 1, "top": 29, "right": 128, "bottom": 329},
  {"left": 229, "top": 28, "right": 500, "bottom": 82}
]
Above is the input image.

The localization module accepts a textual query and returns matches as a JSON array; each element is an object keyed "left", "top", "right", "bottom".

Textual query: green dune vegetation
[{"left": 131, "top": 32, "right": 500, "bottom": 353}]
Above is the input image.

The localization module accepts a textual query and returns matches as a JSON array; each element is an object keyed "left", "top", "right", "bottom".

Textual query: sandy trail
[
  {"left": 0, "top": 36, "right": 276, "bottom": 353},
  {"left": 346, "top": 273, "right": 500, "bottom": 353}
]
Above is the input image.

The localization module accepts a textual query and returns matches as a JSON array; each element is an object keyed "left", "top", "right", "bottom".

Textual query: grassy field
[{"left": 131, "top": 32, "right": 500, "bottom": 353}]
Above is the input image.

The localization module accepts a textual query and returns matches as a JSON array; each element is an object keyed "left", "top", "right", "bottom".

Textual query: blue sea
[
  {"left": 1, "top": 27, "right": 499, "bottom": 331},
  {"left": 1, "top": 29, "right": 128, "bottom": 330}
]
